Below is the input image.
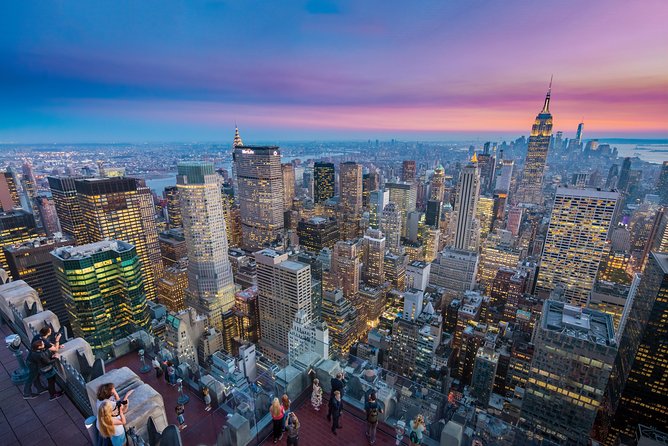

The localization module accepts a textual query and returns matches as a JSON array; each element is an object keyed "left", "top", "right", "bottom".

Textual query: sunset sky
[{"left": 2, "top": 0, "right": 667, "bottom": 142}]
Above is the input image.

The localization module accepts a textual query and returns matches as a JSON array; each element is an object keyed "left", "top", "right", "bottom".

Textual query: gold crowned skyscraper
[
  {"left": 515, "top": 81, "right": 554, "bottom": 205},
  {"left": 177, "top": 162, "right": 236, "bottom": 331}
]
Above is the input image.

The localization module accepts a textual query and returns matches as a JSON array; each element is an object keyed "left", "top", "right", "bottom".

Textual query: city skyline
[{"left": 2, "top": 0, "right": 668, "bottom": 143}]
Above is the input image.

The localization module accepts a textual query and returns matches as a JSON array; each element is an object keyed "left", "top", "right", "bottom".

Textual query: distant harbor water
[
  {"left": 145, "top": 175, "right": 176, "bottom": 194},
  {"left": 599, "top": 139, "right": 668, "bottom": 164}
]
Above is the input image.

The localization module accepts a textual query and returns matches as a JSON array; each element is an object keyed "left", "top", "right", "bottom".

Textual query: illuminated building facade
[
  {"left": 453, "top": 156, "right": 481, "bottom": 251},
  {"left": 362, "top": 228, "right": 386, "bottom": 288},
  {"left": 157, "top": 259, "right": 188, "bottom": 312},
  {"left": 381, "top": 202, "right": 402, "bottom": 255},
  {"left": 177, "top": 162, "right": 236, "bottom": 330},
  {"left": 52, "top": 240, "right": 150, "bottom": 356},
  {"left": 339, "top": 162, "right": 363, "bottom": 214},
  {"left": 321, "top": 289, "right": 358, "bottom": 353},
  {"left": 234, "top": 286, "right": 261, "bottom": 344},
  {"left": 384, "top": 252, "right": 407, "bottom": 291},
  {"left": 74, "top": 177, "right": 163, "bottom": 300},
  {"left": 255, "top": 249, "right": 312, "bottom": 356},
  {"left": 536, "top": 187, "right": 619, "bottom": 306},
  {"left": 478, "top": 229, "right": 520, "bottom": 291},
  {"left": 0, "top": 209, "right": 41, "bottom": 274},
  {"left": 158, "top": 228, "right": 187, "bottom": 267},
  {"left": 164, "top": 186, "right": 182, "bottom": 228},
  {"left": 429, "top": 248, "right": 479, "bottom": 300},
  {"left": 281, "top": 163, "right": 295, "bottom": 209},
  {"left": 312, "top": 162, "right": 334, "bottom": 204},
  {"left": 369, "top": 189, "right": 389, "bottom": 229},
  {"left": 233, "top": 146, "right": 285, "bottom": 251},
  {"left": 606, "top": 252, "right": 668, "bottom": 442},
  {"left": 476, "top": 196, "right": 494, "bottom": 240},
  {"left": 386, "top": 182, "right": 417, "bottom": 236},
  {"left": 362, "top": 171, "right": 380, "bottom": 208},
  {"left": 296, "top": 216, "right": 339, "bottom": 252},
  {"left": 430, "top": 165, "right": 445, "bottom": 202},
  {"left": 47, "top": 176, "right": 88, "bottom": 244},
  {"left": 3, "top": 235, "right": 72, "bottom": 326},
  {"left": 521, "top": 301, "right": 617, "bottom": 445},
  {"left": 515, "top": 85, "right": 554, "bottom": 205}
]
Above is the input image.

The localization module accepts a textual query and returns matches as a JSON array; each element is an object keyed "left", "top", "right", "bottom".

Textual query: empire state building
[{"left": 515, "top": 82, "right": 554, "bottom": 205}]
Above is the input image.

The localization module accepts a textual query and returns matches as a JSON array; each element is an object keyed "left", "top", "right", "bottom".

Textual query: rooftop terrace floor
[
  {"left": 259, "top": 397, "right": 400, "bottom": 446},
  {"left": 107, "top": 351, "right": 227, "bottom": 446},
  {"left": 0, "top": 323, "right": 90, "bottom": 446}
]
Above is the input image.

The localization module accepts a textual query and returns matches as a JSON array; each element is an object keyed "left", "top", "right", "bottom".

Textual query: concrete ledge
[{"left": 86, "top": 366, "right": 168, "bottom": 439}]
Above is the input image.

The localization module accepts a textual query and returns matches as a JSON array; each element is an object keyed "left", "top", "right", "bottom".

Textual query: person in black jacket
[
  {"left": 27, "top": 339, "right": 63, "bottom": 400},
  {"left": 327, "top": 372, "right": 345, "bottom": 421},
  {"left": 330, "top": 390, "right": 343, "bottom": 435},
  {"left": 23, "top": 341, "right": 49, "bottom": 399}
]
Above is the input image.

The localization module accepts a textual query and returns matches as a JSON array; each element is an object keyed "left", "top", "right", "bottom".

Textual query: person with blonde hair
[
  {"left": 269, "top": 397, "right": 285, "bottom": 443},
  {"left": 311, "top": 378, "right": 323, "bottom": 410},
  {"left": 97, "top": 400, "right": 127, "bottom": 446},
  {"left": 409, "top": 414, "right": 426, "bottom": 445}
]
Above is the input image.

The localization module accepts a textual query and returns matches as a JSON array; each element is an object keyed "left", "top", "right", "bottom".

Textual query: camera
[
  {"left": 115, "top": 399, "right": 128, "bottom": 410},
  {"left": 5, "top": 334, "right": 21, "bottom": 351}
]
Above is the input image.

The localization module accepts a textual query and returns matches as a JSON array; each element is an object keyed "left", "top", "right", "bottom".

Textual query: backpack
[{"left": 367, "top": 405, "right": 379, "bottom": 423}]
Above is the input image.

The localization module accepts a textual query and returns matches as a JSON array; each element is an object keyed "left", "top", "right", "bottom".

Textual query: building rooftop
[
  {"left": 52, "top": 240, "right": 133, "bottom": 260},
  {"left": 3, "top": 233, "right": 71, "bottom": 253},
  {"left": 279, "top": 260, "right": 308, "bottom": 273},
  {"left": 543, "top": 300, "right": 616, "bottom": 346}
]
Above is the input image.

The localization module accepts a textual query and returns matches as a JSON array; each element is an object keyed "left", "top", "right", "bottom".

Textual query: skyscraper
[
  {"left": 362, "top": 228, "right": 386, "bottom": 288},
  {"left": 0, "top": 170, "right": 21, "bottom": 212},
  {"left": 430, "top": 165, "right": 446, "bottom": 202},
  {"left": 297, "top": 216, "right": 339, "bottom": 252},
  {"left": 47, "top": 176, "right": 88, "bottom": 244},
  {"left": 314, "top": 162, "right": 335, "bottom": 204},
  {"left": 177, "top": 162, "right": 236, "bottom": 331},
  {"left": 21, "top": 160, "right": 42, "bottom": 228},
  {"left": 515, "top": 83, "right": 554, "bottom": 205},
  {"left": 4, "top": 235, "right": 72, "bottom": 327},
  {"left": 617, "top": 157, "right": 632, "bottom": 194},
  {"left": 74, "top": 177, "right": 163, "bottom": 300},
  {"left": 164, "top": 186, "right": 182, "bottom": 228},
  {"left": 281, "top": 163, "right": 295, "bottom": 209},
  {"left": 52, "top": 240, "right": 150, "bottom": 356},
  {"left": 656, "top": 161, "right": 668, "bottom": 205},
  {"left": 453, "top": 156, "right": 481, "bottom": 252},
  {"left": 402, "top": 160, "right": 417, "bottom": 183},
  {"left": 339, "top": 162, "right": 363, "bottom": 215},
  {"left": 255, "top": 249, "right": 312, "bottom": 357},
  {"left": 386, "top": 182, "right": 417, "bottom": 236},
  {"left": 575, "top": 121, "right": 584, "bottom": 146},
  {"left": 606, "top": 252, "right": 668, "bottom": 442},
  {"left": 536, "top": 187, "right": 619, "bottom": 306},
  {"left": 521, "top": 301, "right": 617, "bottom": 445},
  {"left": 362, "top": 171, "right": 380, "bottom": 209},
  {"left": 233, "top": 145, "right": 285, "bottom": 251},
  {"left": 381, "top": 203, "right": 402, "bottom": 255},
  {"left": 0, "top": 209, "right": 41, "bottom": 275},
  {"left": 35, "top": 195, "right": 60, "bottom": 236}
]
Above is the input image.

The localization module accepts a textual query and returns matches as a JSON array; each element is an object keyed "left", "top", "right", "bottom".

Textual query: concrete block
[
  {"left": 86, "top": 366, "right": 168, "bottom": 440},
  {"left": 22, "top": 310, "right": 61, "bottom": 340}
]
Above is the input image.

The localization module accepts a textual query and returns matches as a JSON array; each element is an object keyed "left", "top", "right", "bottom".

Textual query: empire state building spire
[
  {"left": 541, "top": 75, "right": 553, "bottom": 113},
  {"left": 514, "top": 78, "right": 554, "bottom": 205},
  {"left": 233, "top": 125, "right": 244, "bottom": 148}
]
